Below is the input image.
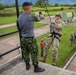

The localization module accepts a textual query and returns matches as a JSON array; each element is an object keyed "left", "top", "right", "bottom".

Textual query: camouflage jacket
[{"left": 50, "top": 19, "right": 65, "bottom": 36}]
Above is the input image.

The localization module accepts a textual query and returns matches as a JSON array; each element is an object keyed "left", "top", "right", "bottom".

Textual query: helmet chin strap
[{"left": 43, "top": 0, "right": 52, "bottom": 24}]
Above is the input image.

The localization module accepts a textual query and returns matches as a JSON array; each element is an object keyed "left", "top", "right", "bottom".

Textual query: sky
[{"left": 0, "top": 0, "right": 76, "bottom": 5}]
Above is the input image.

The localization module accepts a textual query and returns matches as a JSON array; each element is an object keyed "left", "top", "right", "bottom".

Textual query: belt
[
  {"left": 49, "top": 32, "right": 62, "bottom": 41},
  {"left": 51, "top": 32, "right": 62, "bottom": 37},
  {"left": 54, "top": 36, "right": 60, "bottom": 41},
  {"left": 22, "top": 36, "right": 34, "bottom": 38}
]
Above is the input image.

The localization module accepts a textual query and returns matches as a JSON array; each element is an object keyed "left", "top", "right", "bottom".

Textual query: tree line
[{"left": 0, "top": 0, "right": 76, "bottom": 10}]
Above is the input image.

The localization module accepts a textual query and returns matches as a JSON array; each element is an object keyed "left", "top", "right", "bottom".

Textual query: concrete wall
[{"left": 0, "top": 56, "right": 76, "bottom": 75}]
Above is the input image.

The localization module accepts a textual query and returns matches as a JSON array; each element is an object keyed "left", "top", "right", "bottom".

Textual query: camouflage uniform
[
  {"left": 70, "top": 33, "right": 74, "bottom": 46},
  {"left": 21, "top": 37, "right": 39, "bottom": 66},
  {"left": 74, "top": 31, "right": 76, "bottom": 43},
  {"left": 43, "top": 19, "right": 65, "bottom": 60}
]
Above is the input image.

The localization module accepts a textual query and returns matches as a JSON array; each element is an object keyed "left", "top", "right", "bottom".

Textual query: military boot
[
  {"left": 34, "top": 65, "right": 45, "bottom": 73},
  {"left": 39, "top": 56, "right": 47, "bottom": 63},
  {"left": 52, "top": 59, "right": 56, "bottom": 66},
  {"left": 26, "top": 63, "right": 31, "bottom": 70}
]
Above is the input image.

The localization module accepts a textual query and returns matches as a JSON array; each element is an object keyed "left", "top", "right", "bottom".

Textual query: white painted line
[
  {"left": 0, "top": 54, "right": 21, "bottom": 69},
  {"left": 63, "top": 52, "right": 76, "bottom": 69}
]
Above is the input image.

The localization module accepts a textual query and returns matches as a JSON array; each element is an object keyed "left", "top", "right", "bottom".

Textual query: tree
[
  {"left": 54, "top": 3, "right": 59, "bottom": 6},
  {"left": 34, "top": 0, "right": 49, "bottom": 7},
  {"left": 73, "top": 4, "right": 76, "bottom": 6},
  {"left": 0, "top": 4, "right": 5, "bottom": 10}
]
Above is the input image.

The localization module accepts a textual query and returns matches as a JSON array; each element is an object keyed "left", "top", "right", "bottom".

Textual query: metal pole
[
  {"left": 0, "top": 46, "right": 21, "bottom": 58},
  {"left": 15, "top": 0, "right": 21, "bottom": 40},
  {"left": 15, "top": 0, "right": 19, "bottom": 18},
  {"left": 15, "top": 0, "right": 24, "bottom": 59}
]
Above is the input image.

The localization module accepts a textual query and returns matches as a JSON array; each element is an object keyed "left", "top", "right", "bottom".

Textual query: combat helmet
[{"left": 55, "top": 12, "right": 62, "bottom": 18}]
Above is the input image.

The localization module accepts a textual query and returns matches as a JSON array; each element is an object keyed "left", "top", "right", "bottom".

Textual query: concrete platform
[
  {"left": 67, "top": 56, "right": 76, "bottom": 72},
  {"left": 0, "top": 58, "right": 76, "bottom": 75}
]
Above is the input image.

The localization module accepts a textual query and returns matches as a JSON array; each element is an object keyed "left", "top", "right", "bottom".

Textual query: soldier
[
  {"left": 40, "top": 39, "right": 45, "bottom": 57},
  {"left": 18, "top": 2, "right": 45, "bottom": 73},
  {"left": 40, "top": 13, "right": 65, "bottom": 66},
  {"left": 70, "top": 33, "right": 74, "bottom": 46},
  {"left": 39, "top": 12, "right": 44, "bottom": 20},
  {"left": 44, "top": 37, "right": 47, "bottom": 42},
  {"left": 74, "top": 31, "right": 76, "bottom": 43}
]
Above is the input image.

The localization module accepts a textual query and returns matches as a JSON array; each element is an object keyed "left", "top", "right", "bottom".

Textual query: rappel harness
[{"left": 50, "top": 32, "right": 62, "bottom": 41}]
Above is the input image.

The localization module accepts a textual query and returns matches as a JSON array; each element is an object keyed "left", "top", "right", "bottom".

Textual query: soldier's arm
[
  {"left": 50, "top": 22, "right": 55, "bottom": 33},
  {"left": 54, "top": 24, "right": 62, "bottom": 29},
  {"left": 54, "top": 21, "right": 65, "bottom": 29},
  {"left": 62, "top": 21, "right": 66, "bottom": 27}
]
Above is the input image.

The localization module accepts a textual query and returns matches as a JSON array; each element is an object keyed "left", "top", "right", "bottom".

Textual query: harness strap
[{"left": 50, "top": 32, "right": 62, "bottom": 41}]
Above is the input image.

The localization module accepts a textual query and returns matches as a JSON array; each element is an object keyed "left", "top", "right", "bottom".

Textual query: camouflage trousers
[
  {"left": 43, "top": 35, "right": 60, "bottom": 60},
  {"left": 41, "top": 47, "right": 44, "bottom": 57},
  {"left": 74, "top": 37, "right": 76, "bottom": 43},
  {"left": 70, "top": 39, "right": 73, "bottom": 46},
  {"left": 21, "top": 37, "right": 39, "bottom": 66}
]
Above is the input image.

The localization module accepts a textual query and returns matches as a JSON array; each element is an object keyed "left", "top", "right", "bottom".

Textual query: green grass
[
  {"left": 4, "top": 6, "right": 71, "bottom": 12},
  {"left": 45, "top": 9, "right": 76, "bottom": 16},
  {"left": 34, "top": 22, "right": 45, "bottom": 28},
  {"left": 0, "top": 16, "right": 17, "bottom": 25},
  {"left": 0, "top": 22, "right": 45, "bottom": 34},
  {"left": 0, "top": 9, "right": 76, "bottom": 25},
  {"left": 36, "top": 26, "right": 76, "bottom": 67},
  {"left": 0, "top": 6, "right": 76, "bottom": 25},
  {"left": 0, "top": 26, "right": 17, "bottom": 34}
]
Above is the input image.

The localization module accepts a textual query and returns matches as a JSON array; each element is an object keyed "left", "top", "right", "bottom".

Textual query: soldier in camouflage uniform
[
  {"left": 18, "top": 2, "right": 45, "bottom": 72},
  {"left": 70, "top": 33, "right": 74, "bottom": 46},
  {"left": 74, "top": 31, "right": 76, "bottom": 43},
  {"left": 40, "top": 13, "right": 65, "bottom": 66}
]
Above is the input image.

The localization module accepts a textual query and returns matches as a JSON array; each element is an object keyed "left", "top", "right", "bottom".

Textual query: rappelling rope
[{"left": 43, "top": 0, "right": 52, "bottom": 24}]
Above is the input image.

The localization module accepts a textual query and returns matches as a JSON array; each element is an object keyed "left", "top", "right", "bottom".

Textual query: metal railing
[
  {"left": 0, "top": 30, "right": 21, "bottom": 58},
  {"left": 0, "top": 30, "right": 18, "bottom": 37},
  {"left": 0, "top": 0, "right": 22, "bottom": 58},
  {"left": 0, "top": 46, "right": 21, "bottom": 58},
  {"left": 0, "top": 26, "right": 23, "bottom": 59}
]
